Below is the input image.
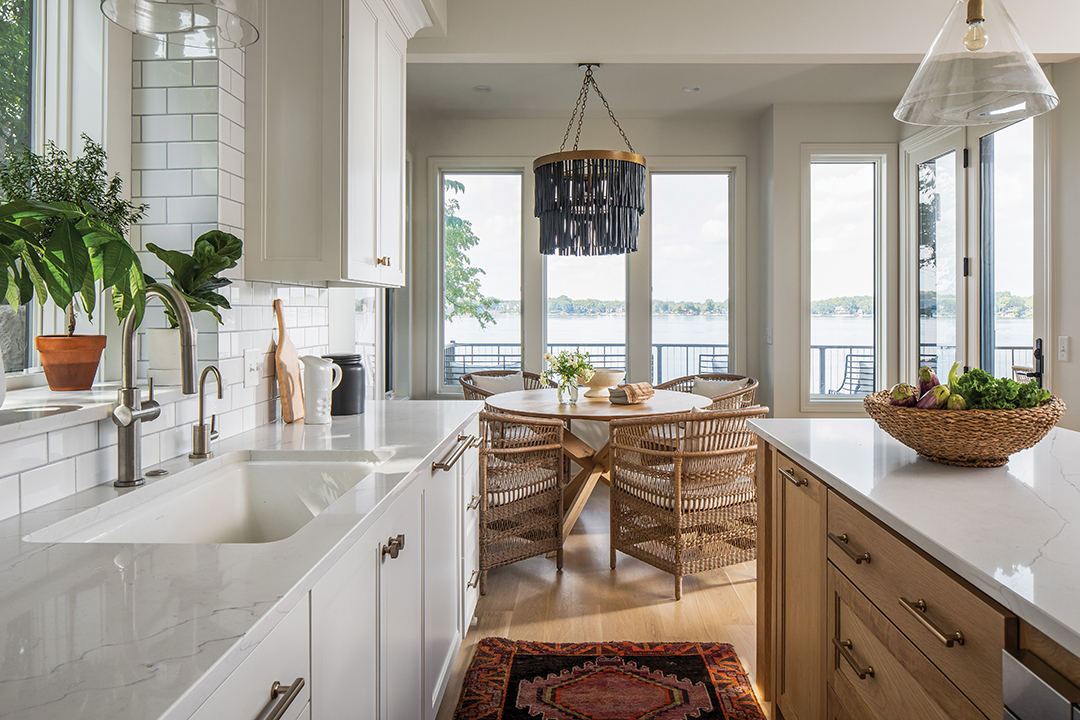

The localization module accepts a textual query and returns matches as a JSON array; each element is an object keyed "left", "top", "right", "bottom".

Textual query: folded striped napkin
[{"left": 609, "top": 382, "right": 655, "bottom": 405}]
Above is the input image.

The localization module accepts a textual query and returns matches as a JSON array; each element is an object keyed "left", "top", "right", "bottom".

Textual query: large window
[
  {"left": 650, "top": 173, "right": 730, "bottom": 383},
  {"left": 440, "top": 173, "right": 522, "bottom": 388},
  {"left": 546, "top": 254, "right": 625, "bottom": 369},
  {"left": 801, "top": 146, "right": 893, "bottom": 409},
  {"left": 916, "top": 150, "right": 960, "bottom": 377},
  {"left": 0, "top": 0, "right": 35, "bottom": 374}
]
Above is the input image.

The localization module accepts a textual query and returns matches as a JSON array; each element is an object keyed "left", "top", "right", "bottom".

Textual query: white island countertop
[
  {"left": 750, "top": 418, "right": 1080, "bottom": 659},
  {"left": 0, "top": 400, "right": 482, "bottom": 720}
]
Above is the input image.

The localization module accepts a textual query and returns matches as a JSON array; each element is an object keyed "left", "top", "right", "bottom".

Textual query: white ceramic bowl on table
[{"left": 580, "top": 369, "right": 626, "bottom": 398}]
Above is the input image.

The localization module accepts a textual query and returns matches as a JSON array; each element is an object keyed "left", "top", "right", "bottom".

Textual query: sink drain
[{"left": 145, "top": 469, "right": 169, "bottom": 477}]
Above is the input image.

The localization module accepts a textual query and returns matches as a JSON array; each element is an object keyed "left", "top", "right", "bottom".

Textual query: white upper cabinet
[{"left": 246, "top": 0, "right": 426, "bottom": 287}]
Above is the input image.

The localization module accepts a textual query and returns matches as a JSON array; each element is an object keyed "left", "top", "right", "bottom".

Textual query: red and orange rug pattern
[{"left": 452, "top": 638, "right": 765, "bottom": 720}]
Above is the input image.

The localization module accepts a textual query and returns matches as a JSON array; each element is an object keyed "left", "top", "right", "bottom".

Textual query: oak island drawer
[
  {"left": 827, "top": 490, "right": 1013, "bottom": 718},
  {"left": 828, "top": 565, "right": 984, "bottom": 720}
]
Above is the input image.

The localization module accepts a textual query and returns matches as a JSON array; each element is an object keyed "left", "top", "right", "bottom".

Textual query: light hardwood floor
[{"left": 435, "top": 482, "right": 761, "bottom": 719}]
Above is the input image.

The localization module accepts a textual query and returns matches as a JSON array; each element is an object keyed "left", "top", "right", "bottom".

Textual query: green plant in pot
[
  {"left": 144, "top": 230, "right": 242, "bottom": 384},
  {"left": 0, "top": 136, "right": 147, "bottom": 390}
]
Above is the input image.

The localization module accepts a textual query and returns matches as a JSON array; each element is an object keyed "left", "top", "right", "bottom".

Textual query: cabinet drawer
[
  {"left": 828, "top": 565, "right": 984, "bottom": 720},
  {"left": 828, "top": 491, "right": 1013, "bottom": 717},
  {"left": 189, "top": 596, "right": 310, "bottom": 720}
]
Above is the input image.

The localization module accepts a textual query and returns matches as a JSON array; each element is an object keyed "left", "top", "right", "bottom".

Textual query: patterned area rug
[{"left": 452, "top": 638, "right": 765, "bottom": 720}]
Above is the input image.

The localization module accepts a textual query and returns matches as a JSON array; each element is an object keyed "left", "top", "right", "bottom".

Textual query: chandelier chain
[
  {"left": 559, "top": 70, "right": 590, "bottom": 152},
  {"left": 558, "top": 65, "right": 635, "bottom": 154},
  {"left": 588, "top": 74, "right": 635, "bottom": 153}
]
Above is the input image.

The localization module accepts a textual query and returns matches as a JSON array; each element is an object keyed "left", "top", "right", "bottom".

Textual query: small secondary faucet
[
  {"left": 190, "top": 365, "right": 222, "bottom": 459},
  {"left": 112, "top": 284, "right": 198, "bottom": 488}
]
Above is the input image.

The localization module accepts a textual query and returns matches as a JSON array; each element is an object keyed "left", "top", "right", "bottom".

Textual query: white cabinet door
[
  {"left": 188, "top": 597, "right": 310, "bottom": 720},
  {"left": 381, "top": 482, "right": 424, "bottom": 720},
  {"left": 460, "top": 418, "right": 481, "bottom": 631},
  {"left": 310, "top": 534, "right": 379, "bottom": 720},
  {"left": 376, "top": 14, "right": 407, "bottom": 287}
]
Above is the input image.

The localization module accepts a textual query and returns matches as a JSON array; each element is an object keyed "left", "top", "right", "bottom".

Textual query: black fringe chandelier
[{"left": 534, "top": 64, "right": 646, "bottom": 256}]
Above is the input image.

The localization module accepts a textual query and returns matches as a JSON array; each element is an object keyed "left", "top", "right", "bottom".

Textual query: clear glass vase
[{"left": 558, "top": 381, "right": 579, "bottom": 405}]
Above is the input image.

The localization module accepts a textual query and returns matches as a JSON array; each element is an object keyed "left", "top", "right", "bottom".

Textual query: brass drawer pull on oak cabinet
[
  {"left": 832, "top": 637, "right": 874, "bottom": 680},
  {"left": 268, "top": 677, "right": 305, "bottom": 720},
  {"left": 829, "top": 532, "right": 871, "bottom": 564},
  {"left": 467, "top": 570, "right": 480, "bottom": 589},
  {"left": 779, "top": 467, "right": 807, "bottom": 487},
  {"left": 899, "top": 597, "right": 965, "bottom": 647}
]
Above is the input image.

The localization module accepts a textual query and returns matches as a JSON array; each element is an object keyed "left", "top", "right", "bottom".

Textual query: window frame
[{"left": 800, "top": 144, "right": 897, "bottom": 413}]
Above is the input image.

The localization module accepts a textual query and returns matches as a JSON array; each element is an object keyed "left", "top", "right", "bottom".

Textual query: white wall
[{"left": 406, "top": 114, "right": 761, "bottom": 400}]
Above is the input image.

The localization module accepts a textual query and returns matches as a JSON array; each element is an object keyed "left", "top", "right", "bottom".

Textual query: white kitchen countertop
[
  {"left": 750, "top": 418, "right": 1080, "bottom": 659},
  {"left": 0, "top": 399, "right": 482, "bottom": 720}
]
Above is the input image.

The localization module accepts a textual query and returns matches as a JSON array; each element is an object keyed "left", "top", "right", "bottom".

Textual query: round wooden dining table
[{"left": 485, "top": 388, "right": 711, "bottom": 537}]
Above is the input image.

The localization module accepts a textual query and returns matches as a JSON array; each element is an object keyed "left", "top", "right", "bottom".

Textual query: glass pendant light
[
  {"left": 101, "top": 0, "right": 260, "bottom": 51},
  {"left": 534, "top": 65, "right": 646, "bottom": 256},
  {"left": 894, "top": 0, "right": 1057, "bottom": 125}
]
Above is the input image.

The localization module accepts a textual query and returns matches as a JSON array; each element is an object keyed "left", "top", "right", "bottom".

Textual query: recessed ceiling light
[
  {"left": 682, "top": 86, "right": 700, "bottom": 93},
  {"left": 473, "top": 85, "right": 492, "bottom": 93}
]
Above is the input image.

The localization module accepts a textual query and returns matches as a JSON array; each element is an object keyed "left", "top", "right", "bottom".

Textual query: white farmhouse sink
[{"left": 26, "top": 450, "right": 392, "bottom": 545}]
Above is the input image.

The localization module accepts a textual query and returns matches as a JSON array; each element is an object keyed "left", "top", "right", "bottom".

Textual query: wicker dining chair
[
  {"left": 654, "top": 373, "right": 759, "bottom": 410},
  {"left": 477, "top": 411, "right": 566, "bottom": 594},
  {"left": 609, "top": 405, "right": 770, "bottom": 600},
  {"left": 459, "top": 370, "right": 552, "bottom": 401}
]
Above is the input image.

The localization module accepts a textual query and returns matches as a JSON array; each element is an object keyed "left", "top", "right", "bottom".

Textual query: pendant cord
[{"left": 558, "top": 65, "right": 636, "bottom": 154}]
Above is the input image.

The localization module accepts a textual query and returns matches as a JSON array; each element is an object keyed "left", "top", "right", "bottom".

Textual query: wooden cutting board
[{"left": 274, "top": 299, "right": 304, "bottom": 423}]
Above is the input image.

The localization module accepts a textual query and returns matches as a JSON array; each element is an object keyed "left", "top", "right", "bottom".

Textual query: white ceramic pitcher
[{"left": 301, "top": 356, "right": 342, "bottom": 425}]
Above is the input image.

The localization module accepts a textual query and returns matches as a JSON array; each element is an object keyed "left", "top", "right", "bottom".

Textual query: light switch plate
[
  {"left": 1059, "top": 336, "right": 1070, "bottom": 362},
  {"left": 243, "top": 348, "right": 262, "bottom": 388}
]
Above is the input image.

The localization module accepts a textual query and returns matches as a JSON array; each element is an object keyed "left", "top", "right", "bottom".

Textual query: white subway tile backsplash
[
  {"left": 191, "top": 168, "right": 218, "bottom": 195},
  {"left": 48, "top": 424, "right": 98, "bottom": 464},
  {"left": 132, "top": 142, "right": 168, "bottom": 169},
  {"left": 168, "top": 87, "right": 217, "bottom": 114},
  {"left": 0, "top": 474, "right": 19, "bottom": 521},
  {"left": 133, "top": 88, "right": 168, "bottom": 115},
  {"left": 142, "top": 60, "right": 193, "bottom": 87},
  {"left": 132, "top": 34, "right": 167, "bottom": 61},
  {"left": 167, "top": 141, "right": 217, "bottom": 169},
  {"left": 158, "top": 426, "right": 188, "bottom": 462},
  {"left": 220, "top": 144, "right": 243, "bottom": 177},
  {"left": 0, "top": 435, "right": 48, "bottom": 475},
  {"left": 192, "top": 114, "right": 218, "bottom": 141},
  {"left": 140, "top": 223, "right": 194, "bottom": 251},
  {"left": 76, "top": 447, "right": 118, "bottom": 492},
  {"left": 141, "top": 202, "right": 167, "bottom": 225},
  {"left": 192, "top": 60, "right": 218, "bottom": 86},
  {"left": 167, "top": 196, "right": 218, "bottom": 224},
  {"left": 167, "top": 42, "right": 216, "bottom": 60},
  {"left": 21, "top": 459, "right": 76, "bottom": 512},
  {"left": 141, "top": 169, "right": 193, "bottom": 197},
  {"left": 219, "top": 88, "right": 243, "bottom": 124},
  {"left": 142, "top": 114, "right": 193, "bottom": 143},
  {"left": 141, "top": 432, "right": 161, "bottom": 467},
  {"left": 220, "top": 198, "right": 242, "bottom": 228}
]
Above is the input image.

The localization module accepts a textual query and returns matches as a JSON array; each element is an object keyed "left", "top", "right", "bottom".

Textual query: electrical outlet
[
  {"left": 1059, "top": 336, "right": 1071, "bottom": 362},
  {"left": 243, "top": 348, "right": 262, "bottom": 388}
]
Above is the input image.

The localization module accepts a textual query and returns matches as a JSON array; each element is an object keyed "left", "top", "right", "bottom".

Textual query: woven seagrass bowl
[{"left": 863, "top": 390, "right": 1067, "bottom": 468}]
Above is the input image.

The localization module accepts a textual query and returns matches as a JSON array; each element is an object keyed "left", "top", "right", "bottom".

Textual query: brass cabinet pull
[
  {"left": 433, "top": 434, "right": 478, "bottom": 472},
  {"left": 832, "top": 638, "right": 874, "bottom": 680},
  {"left": 382, "top": 534, "right": 405, "bottom": 560},
  {"left": 467, "top": 570, "right": 480, "bottom": 589},
  {"left": 899, "top": 597, "right": 965, "bottom": 647},
  {"left": 778, "top": 467, "right": 808, "bottom": 487},
  {"left": 467, "top": 495, "right": 480, "bottom": 511},
  {"left": 829, "top": 532, "right": 871, "bottom": 564},
  {"left": 376, "top": 256, "right": 391, "bottom": 266},
  {"left": 268, "top": 677, "right": 305, "bottom": 720}
]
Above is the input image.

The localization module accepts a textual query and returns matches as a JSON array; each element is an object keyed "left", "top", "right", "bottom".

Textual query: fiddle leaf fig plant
[
  {"left": 0, "top": 136, "right": 148, "bottom": 331},
  {"left": 146, "top": 229, "right": 243, "bottom": 327}
]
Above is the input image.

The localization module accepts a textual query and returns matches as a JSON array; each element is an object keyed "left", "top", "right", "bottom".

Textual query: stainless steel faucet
[
  {"left": 112, "top": 284, "right": 198, "bottom": 488},
  {"left": 190, "top": 365, "right": 222, "bottom": 459}
]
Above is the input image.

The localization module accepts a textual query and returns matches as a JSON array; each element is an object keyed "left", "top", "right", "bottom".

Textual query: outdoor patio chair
[
  {"left": 830, "top": 355, "right": 875, "bottom": 395},
  {"left": 609, "top": 405, "right": 770, "bottom": 599},
  {"left": 477, "top": 411, "right": 566, "bottom": 594}
]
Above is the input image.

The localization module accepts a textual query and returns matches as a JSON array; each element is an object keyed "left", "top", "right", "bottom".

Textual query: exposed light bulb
[{"left": 964, "top": 20, "right": 988, "bottom": 51}]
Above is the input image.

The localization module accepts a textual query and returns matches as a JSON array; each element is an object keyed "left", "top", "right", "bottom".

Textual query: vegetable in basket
[
  {"left": 945, "top": 394, "right": 968, "bottom": 411},
  {"left": 889, "top": 383, "right": 919, "bottom": 407},
  {"left": 947, "top": 362, "right": 1051, "bottom": 410},
  {"left": 916, "top": 384, "right": 951, "bottom": 409},
  {"left": 918, "top": 366, "right": 940, "bottom": 396}
]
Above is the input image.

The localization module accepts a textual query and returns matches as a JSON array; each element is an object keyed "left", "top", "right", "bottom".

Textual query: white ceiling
[{"left": 406, "top": 63, "right": 923, "bottom": 119}]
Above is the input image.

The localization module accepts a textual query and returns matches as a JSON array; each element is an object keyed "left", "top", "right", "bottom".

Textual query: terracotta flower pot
[{"left": 34, "top": 335, "right": 107, "bottom": 391}]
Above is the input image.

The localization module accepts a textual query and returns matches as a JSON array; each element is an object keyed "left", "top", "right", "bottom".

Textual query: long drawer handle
[
  {"left": 467, "top": 570, "right": 480, "bottom": 589},
  {"left": 828, "top": 532, "right": 871, "bottom": 564},
  {"left": 433, "top": 434, "right": 478, "bottom": 472},
  {"left": 832, "top": 638, "right": 874, "bottom": 680},
  {"left": 467, "top": 495, "right": 480, "bottom": 511},
  {"left": 899, "top": 597, "right": 965, "bottom": 647},
  {"left": 268, "top": 677, "right": 305, "bottom": 720},
  {"left": 778, "top": 467, "right": 807, "bottom": 487},
  {"left": 382, "top": 534, "right": 405, "bottom": 560}
]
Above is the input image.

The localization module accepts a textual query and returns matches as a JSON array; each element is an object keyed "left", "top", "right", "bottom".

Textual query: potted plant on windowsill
[
  {"left": 144, "top": 230, "right": 242, "bottom": 383},
  {"left": 0, "top": 136, "right": 147, "bottom": 390}
]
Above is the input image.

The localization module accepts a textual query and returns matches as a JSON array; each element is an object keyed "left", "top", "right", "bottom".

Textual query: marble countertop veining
[
  {"left": 0, "top": 399, "right": 482, "bottom": 720},
  {"left": 750, "top": 418, "right": 1080, "bottom": 659}
]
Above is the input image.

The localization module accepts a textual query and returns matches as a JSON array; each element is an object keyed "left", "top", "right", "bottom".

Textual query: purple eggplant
[
  {"left": 916, "top": 384, "right": 951, "bottom": 409},
  {"left": 889, "top": 383, "right": 918, "bottom": 407},
  {"left": 945, "top": 394, "right": 968, "bottom": 411},
  {"left": 918, "top": 366, "right": 940, "bottom": 396}
]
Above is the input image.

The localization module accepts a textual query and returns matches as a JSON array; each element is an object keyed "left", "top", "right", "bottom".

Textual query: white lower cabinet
[
  {"left": 459, "top": 418, "right": 481, "bottom": 633},
  {"left": 188, "top": 596, "right": 310, "bottom": 720}
]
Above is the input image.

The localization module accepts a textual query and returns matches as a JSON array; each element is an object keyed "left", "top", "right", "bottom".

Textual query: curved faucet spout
[{"left": 121, "top": 283, "right": 198, "bottom": 394}]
